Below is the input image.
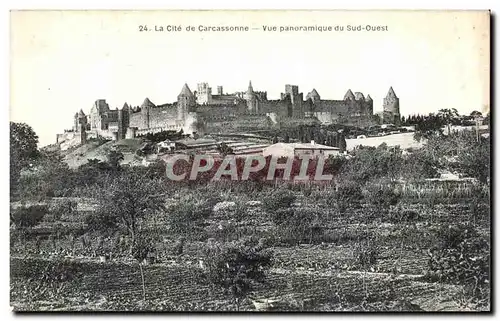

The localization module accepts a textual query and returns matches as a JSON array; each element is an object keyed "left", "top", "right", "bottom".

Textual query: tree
[
  {"left": 470, "top": 110, "right": 483, "bottom": 118},
  {"left": 484, "top": 112, "right": 490, "bottom": 132},
  {"left": 438, "top": 108, "right": 459, "bottom": 135},
  {"left": 16, "top": 149, "right": 73, "bottom": 199},
  {"left": 96, "top": 172, "right": 166, "bottom": 250},
  {"left": 10, "top": 122, "right": 39, "bottom": 197},
  {"left": 131, "top": 232, "right": 156, "bottom": 301},
  {"left": 413, "top": 113, "right": 445, "bottom": 142},
  {"left": 455, "top": 135, "right": 490, "bottom": 184},
  {"left": 341, "top": 144, "right": 404, "bottom": 182}
]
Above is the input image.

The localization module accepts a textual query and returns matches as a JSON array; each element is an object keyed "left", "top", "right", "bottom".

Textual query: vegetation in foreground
[{"left": 10, "top": 116, "right": 490, "bottom": 311}]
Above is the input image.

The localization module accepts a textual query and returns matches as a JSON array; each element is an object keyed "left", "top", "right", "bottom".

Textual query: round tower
[
  {"left": 383, "top": 87, "right": 400, "bottom": 124},
  {"left": 141, "top": 98, "right": 155, "bottom": 129},
  {"left": 177, "top": 83, "right": 196, "bottom": 123},
  {"left": 78, "top": 109, "right": 87, "bottom": 144},
  {"left": 74, "top": 112, "right": 79, "bottom": 132},
  {"left": 245, "top": 80, "right": 256, "bottom": 112}
]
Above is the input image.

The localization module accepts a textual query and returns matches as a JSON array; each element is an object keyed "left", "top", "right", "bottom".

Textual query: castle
[{"left": 57, "top": 82, "right": 400, "bottom": 145}]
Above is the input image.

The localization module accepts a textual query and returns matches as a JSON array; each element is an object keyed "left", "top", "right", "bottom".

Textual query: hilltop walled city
[{"left": 57, "top": 81, "right": 401, "bottom": 147}]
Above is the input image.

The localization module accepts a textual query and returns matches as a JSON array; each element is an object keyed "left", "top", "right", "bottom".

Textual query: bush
[
  {"left": 402, "top": 149, "right": 439, "bottom": 180},
  {"left": 363, "top": 182, "right": 400, "bottom": 211},
  {"left": 11, "top": 205, "right": 48, "bottom": 228},
  {"left": 388, "top": 207, "right": 420, "bottom": 223},
  {"left": 17, "top": 153, "right": 73, "bottom": 199},
  {"left": 270, "top": 208, "right": 295, "bottom": 226},
  {"left": 84, "top": 212, "right": 118, "bottom": 233},
  {"left": 168, "top": 195, "right": 214, "bottom": 235},
  {"left": 202, "top": 239, "right": 272, "bottom": 310},
  {"left": 325, "top": 181, "right": 364, "bottom": 213},
  {"left": 340, "top": 144, "right": 404, "bottom": 181},
  {"left": 49, "top": 199, "right": 77, "bottom": 221},
  {"left": 262, "top": 189, "right": 296, "bottom": 212},
  {"left": 273, "top": 208, "right": 325, "bottom": 245},
  {"left": 354, "top": 241, "right": 380, "bottom": 270}
]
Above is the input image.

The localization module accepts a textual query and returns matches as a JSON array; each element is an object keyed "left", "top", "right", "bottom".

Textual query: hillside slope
[{"left": 62, "top": 139, "right": 145, "bottom": 169}]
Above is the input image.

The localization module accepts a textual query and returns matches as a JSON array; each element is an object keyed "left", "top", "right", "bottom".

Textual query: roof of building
[
  {"left": 306, "top": 89, "right": 321, "bottom": 101},
  {"left": 387, "top": 86, "right": 398, "bottom": 98},
  {"left": 354, "top": 92, "right": 365, "bottom": 100},
  {"left": 265, "top": 142, "right": 340, "bottom": 151},
  {"left": 175, "top": 138, "right": 218, "bottom": 148},
  {"left": 366, "top": 94, "right": 373, "bottom": 101},
  {"left": 178, "top": 83, "right": 194, "bottom": 98},
  {"left": 292, "top": 142, "right": 340, "bottom": 150},
  {"left": 141, "top": 98, "right": 155, "bottom": 109},
  {"left": 344, "top": 89, "right": 355, "bottom": 100},
  {"left": 78, "top": 109, "right": 86, "bottom": 117},
  {"left": 263, "top": 142, "right": 340, "bottom": 158}
]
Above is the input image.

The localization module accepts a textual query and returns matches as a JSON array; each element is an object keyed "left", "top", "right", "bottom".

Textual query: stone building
[{"left": 57, "top": 81, "right": 393, "bottom": 145}]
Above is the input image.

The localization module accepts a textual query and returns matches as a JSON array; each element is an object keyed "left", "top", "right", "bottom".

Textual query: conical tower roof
[
  {"left": 122, "top": 102, "right": 130, "bottom": 110},
  {"left": 354, "top": 92, "right": 365, "bottom": 100},
  {"left": 78, "top": 109, "right": 86, "bottom": 117},
  {"left": 344, "top": 89, "right": 355, "bottom": 100},
  {"left": 178, "top": 83, "right": 194, "bottom": 98},
  {"left": 141, "top": 98, "right": 155, "bottom": 109},
  {"left": 306, "top": 88, "right": 321, "bottom": 101},
  {"left": 247, "top": 80, "right": 254, "bottom": 93},
  {"left": 365, "top": 94, "right": 373, "bottom": 101},
  {"left": 387, "top": 86, "right": 397, "bottom": 98}
]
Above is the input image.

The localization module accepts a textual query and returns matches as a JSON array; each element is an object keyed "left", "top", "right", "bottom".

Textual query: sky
[{"left": 10, "top": 10, "right": 490, "bottom": 146}]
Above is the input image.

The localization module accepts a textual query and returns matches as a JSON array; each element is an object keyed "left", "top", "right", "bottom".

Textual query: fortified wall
[{"left": 56, "top": 81, "right": 400, "bottom": 146}]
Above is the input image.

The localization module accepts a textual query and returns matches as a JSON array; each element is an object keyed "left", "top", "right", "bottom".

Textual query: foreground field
[
  {"left": 10, "top": 255, "right": 463, "bottom": 311},
  {"left": 10, "top": 188, "right": 489, "bottom": 312}
]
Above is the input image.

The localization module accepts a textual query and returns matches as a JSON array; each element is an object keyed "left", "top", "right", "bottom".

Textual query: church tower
[{"left": 383, "top": 87, "right": 400, "bottom": 125}]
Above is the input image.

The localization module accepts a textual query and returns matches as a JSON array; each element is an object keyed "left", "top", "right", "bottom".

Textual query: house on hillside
[{"left": 263, "top": 141, "right": 341, "bottom": 158}]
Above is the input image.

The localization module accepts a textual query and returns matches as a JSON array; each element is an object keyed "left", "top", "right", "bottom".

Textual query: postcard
[{"left": 10, "top": 10, "right": 490, "bottom": 312}]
